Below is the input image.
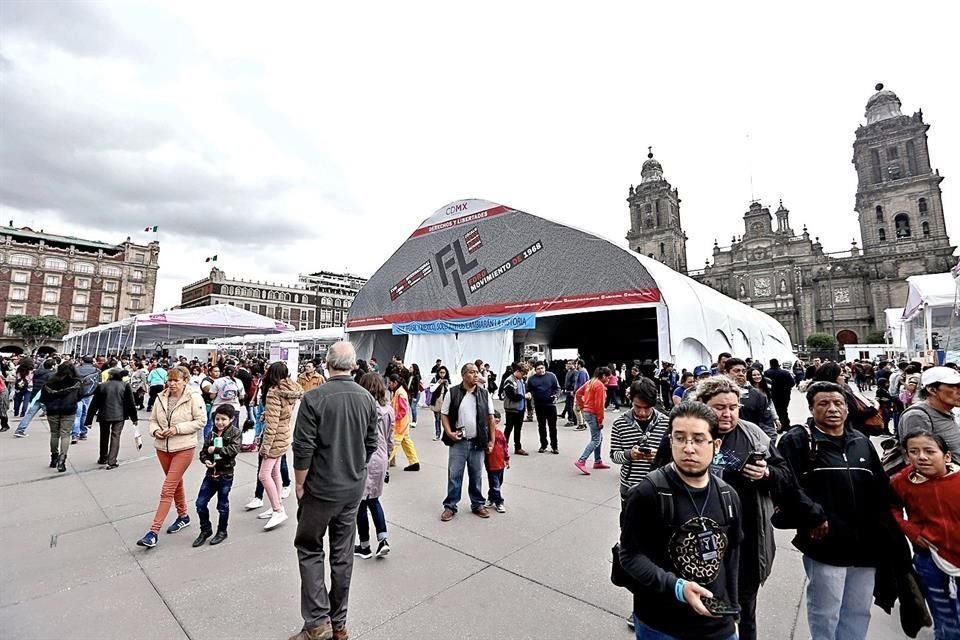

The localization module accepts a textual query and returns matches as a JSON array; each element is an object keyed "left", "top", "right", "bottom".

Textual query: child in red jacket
[{"left": 485, "top": 410, "right": 510, "bottom": 513}]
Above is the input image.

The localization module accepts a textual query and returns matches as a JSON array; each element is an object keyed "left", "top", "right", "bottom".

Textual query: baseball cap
[
  {"left": 920, "top": 366, "right": 960, "bottom": 388},
  {"left": 693, "top": 365, "right": 710, "bottom": 377}
]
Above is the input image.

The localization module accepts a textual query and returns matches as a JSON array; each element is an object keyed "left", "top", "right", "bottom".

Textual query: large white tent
[
  {"left": 901, "top": 270, "right": 960, "bottom": 362},
  {"left": 346, "top": 199, "right": 795, "bottom": 377},
  {"left": 62, "top": 304, "right": 294, "bottom": 357}
]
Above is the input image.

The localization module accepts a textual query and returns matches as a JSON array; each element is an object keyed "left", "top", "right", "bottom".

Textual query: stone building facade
[
  {"left": 626, "top": 85, "right": 956, "bottom": 348},
  {"left": 298, "top": 271, "right": 367, "bottom": 329},
  {"left": 0, "top": 226, "right": 159, "bottom": 351}
]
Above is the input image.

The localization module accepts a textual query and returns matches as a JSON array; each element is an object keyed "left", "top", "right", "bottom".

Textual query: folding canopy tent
[
  {"left": 346, "top": 198, "right": 795, "bottom": 379},
  {"left": 901, "top": 270, "right": 960, "bottom": 362},
  {"left": 210, "top": 327, "right": 345, "bottom": 359},
  {"left": 62, "top": 304, "right": 294, "bottom": 357}
]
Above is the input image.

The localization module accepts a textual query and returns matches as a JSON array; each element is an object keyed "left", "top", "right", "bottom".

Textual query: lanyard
[{"left": 681, "top": 476, "right": 714, "bottom": 530}]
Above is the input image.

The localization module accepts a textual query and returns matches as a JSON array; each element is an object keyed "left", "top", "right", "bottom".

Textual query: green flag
[
  {"left": 144, "top": 225, "right": 158, "bottom": 232},
  {"left": 205, "top": 255, "right": 218, "bottom": 262}
]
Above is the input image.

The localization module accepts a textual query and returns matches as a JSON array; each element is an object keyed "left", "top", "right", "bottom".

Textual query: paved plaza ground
[{"left": 0, "top": 390, "right": 930, "bottom": 639}]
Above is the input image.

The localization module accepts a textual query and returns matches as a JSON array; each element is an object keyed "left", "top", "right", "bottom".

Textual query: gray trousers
[
  {"left": 294, "top": 491, "right": 362, "bottom": 630},
  {"left": 48, "top": 414, "right": 73, "bottom": 457},
  {"left": 99, "top": 421, "right": 124, "bottom": 465}
]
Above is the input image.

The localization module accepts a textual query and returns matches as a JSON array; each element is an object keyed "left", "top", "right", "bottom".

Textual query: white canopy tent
[
  {"left": 209, "top": 327, "right": 344, "bottom": 346},
  {"left": 62, "top": 305, "right": 294, "bottom": 357},
  {"left": 884, "top": 307, "right": 906, "bottom": 350},
  {"left": 901, "top": 271, "right": 960, "bottom": 362},
  {"left": 346, "top": 198, "right": 796, "bottom": 376}
]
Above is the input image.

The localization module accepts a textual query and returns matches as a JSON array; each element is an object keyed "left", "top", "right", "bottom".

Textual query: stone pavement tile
[
  {"left": 0, "top": 521, "right": 139, "bottom": 607},
  {"left": 0, "top": 569, "right": 189, "bottom": 640},
  {"left": 137, "top": 518, "right": 485, "bottom": 639},
  {"left": 754, "top": 532, "right": 806, "bottom": 640},
  {"left": 0, "top": 473, "right": 104, "bottom": 533},
  {"left": 496, "top": 500, "right": 626, "bottom": 616},
  {"left": 358, "top": 565, "right": 625, "bottom": 640}
]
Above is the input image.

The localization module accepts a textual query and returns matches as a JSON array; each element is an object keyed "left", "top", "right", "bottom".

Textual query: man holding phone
[{"left": 666, "top": 376, "right": 792, "bottom": 640}]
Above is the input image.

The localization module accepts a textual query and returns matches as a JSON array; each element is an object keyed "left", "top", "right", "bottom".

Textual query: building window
[
  {"left": 100, "top": 310, "right": 114, "bottom": 323},
  {"left": 918, "top": 198, "right": 928, "bottom": 215},
  {"left": 41, "top": 305, "right": 58, "bottom": 316},
  {"left": 42, "top": 289, "right": 58, "bottom": 303},
  {"left": 12, "top": 271, "right": 29, "bottom": 284},
  {"left": 71, "top": 309, "right": 86, "bottom": 322},
  {"left": 9, "top": 253, "right": 35, "bottom": 267},
  {"left": 69, "top": 323, "right": 85, "bottom": 334},
  {"left": 76, "top": 277, "right": 91, "bottom": 289},
  {"left": 10, "top": 286, "right": 27, "bottom": 301},
  {"left": 74, "top": 291, "right": 88, "bottom": 305},
  {"left": 44, "top": 257, "right": 67, "bottom": 271},
  {"left": 659, "top": 242, "right": 665, "bottom": 256},
  {"left": 104, "top": 280, "right": 118, "bottom": 292},
  {"left": 101, "top": 265, "right": 122, "bottom": 278},
  {"left": 894, "top": 213, "right": 911, "bottom": 238},
  {"left": 134, "top": 253, "right": 145, "bottom": 264},
  {"left": 45, "top": 274, "right": 61, "bottom": 287},
  {"left": 922, "top": 221, "right": 930, "bottom": 237},
  {"left": 130, "top": 284, "right": 142, "bottom": 295},
  {"left": 7, "top": 303, "right": 26, "bottom": 315},
  {"left": 342, "top": 299, "right": 350, "bottom": 308},
  {"left": 102, "top": 295, "right": 116, "bottom": 308},
  {"left": 870, "top": 149, "right": 882, "bottom": 184},
  {"left": 334, "top": 310, "right": 342, "bottom": 323},
  {"left": 321, "top": 309, "right": 332, "bottom": 322},
  {"left": 886, "top": 146, "right": 899, "bottom": 161},
  {"left": 906, "top": 140, "right": 918, "bottom": 175},
  {"left": 875, "top": 205, "right": 883, "bottom": 221},
  {"left": 878, "top": 228, "right": 886, "bottom": 242},
  {"left": 74, "top": 261, "right": 95, "bottom": 274},
  {"left": 130, "top": 298, "right": 142, "bottom": 310},
  {"left": 130, "top": 269, "right": 144, "bottom": 281}
]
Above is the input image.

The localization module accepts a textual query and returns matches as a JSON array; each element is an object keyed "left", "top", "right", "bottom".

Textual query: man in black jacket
[
  {"left": 777, "top": 382, "right": 891, "bottom": 640},
  {"left": 723, "top": 358, "right": 776, "bottom": 438},
  {"left": 763, "top": 358, "right": 795, "bottom": 431},
  {"left": 85, "top": 368, "right": 139, "bottom": 468}
]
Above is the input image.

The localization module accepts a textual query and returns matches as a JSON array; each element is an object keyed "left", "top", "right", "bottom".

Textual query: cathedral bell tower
[
  {"left": 626, "top": 148, "right": 688, "bottom": 273},
  {"left": 852, "top": 84, "right": 952, "bottom": 258}
]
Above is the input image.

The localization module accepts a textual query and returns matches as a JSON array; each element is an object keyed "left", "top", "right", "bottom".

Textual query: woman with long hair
[
  {"left": 208, "top": 364, "right": 245, "bottom": 437},
  {"left": 257, "top": 362, "right": 303, "bottom": 531},
  {"left": 137, "top": 366, "right": 206, "bottom": 548},
  {"left": 407, "top": 363, "right": 422, "bottom": 427},
  {"left": 748, "top": 368, "right": 773, "bottom": 398},
  {"left": 891, "top": 430, "right": 960, "bottom": 639},
  {"left": 429, "top": 365, "right": 451, "bottom": 441},
  {"left": 39, "top": 363, "right": 83, "bottom": 472},
  {"left": 355, "top": 372, "right": 394, "bottom": 559}
]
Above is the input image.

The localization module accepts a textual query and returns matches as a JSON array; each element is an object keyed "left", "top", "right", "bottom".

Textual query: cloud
[{"left": 0, "top": 1, "right": 145, "bottom": 59}]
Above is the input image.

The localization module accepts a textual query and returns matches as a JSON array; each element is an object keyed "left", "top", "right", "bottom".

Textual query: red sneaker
[
  {"left": 593, "top": 461, "right": 611, "bottom": 470},
  {"left": 574, "top": 460, "right": 591, "bottom": 475}
]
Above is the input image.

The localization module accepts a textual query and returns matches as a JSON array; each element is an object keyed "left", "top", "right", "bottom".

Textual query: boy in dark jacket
[
  {"left": 193, "top": 405, "right": 241, "bottom": 546},
  {"left": 85, "top": 368, "right": 139, "bottom": 469}
]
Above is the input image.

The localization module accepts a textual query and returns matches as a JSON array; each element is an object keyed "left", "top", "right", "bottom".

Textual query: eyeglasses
[{"left": 671, "top": 434, "right": 715, "bottom": 447}]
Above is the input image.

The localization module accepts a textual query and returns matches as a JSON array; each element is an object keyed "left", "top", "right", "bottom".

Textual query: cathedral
[{"left": 625, "top": 84, "right": 956, "bottom": 348}]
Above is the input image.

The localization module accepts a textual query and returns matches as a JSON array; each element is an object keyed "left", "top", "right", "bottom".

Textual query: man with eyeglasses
[
  {"left": 619, "top": 402, "right": 743, "bottom": 640},
  {"left": 723, "top": 357, "right": 777, "bottom": 439}
]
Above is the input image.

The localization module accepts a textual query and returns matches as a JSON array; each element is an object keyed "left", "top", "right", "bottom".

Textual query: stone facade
[
  {"left": 627, "top": 85, "right": 956, "bottom": 348},
  {"left": 0, "top": 226, "right": 159, "bottom": 351},
  {"left": 298, "top": 271, "right": 367, "bottom": 329},
  {"left": 626, "top": 148, "right": 688, "bottom": 273}
]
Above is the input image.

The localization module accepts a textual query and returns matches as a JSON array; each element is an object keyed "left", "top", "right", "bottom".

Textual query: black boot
[
  {"left": 192, "top": 530, "right": 212, "bottom": 547},
  {"left": 57, "top": 454, "right": 67, "bottom": 473},
  {"left": 49, "top": 453, "right": 58, "bottom": 468},
  {"left": 209, "top": 531, "right": 228, "bottom": 545}
]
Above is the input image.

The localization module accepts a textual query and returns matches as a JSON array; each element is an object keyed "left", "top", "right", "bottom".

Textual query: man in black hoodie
[
  {"left": 85, "top": 368, "right": 139, "bottom": 468},
  {"left": 777, "top": 382, "right": 891, "bottom": 640}
]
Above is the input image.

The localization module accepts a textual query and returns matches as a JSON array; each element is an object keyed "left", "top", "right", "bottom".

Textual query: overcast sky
[{"left": 2, "top": 1, "right": 957, "bottom": 311}]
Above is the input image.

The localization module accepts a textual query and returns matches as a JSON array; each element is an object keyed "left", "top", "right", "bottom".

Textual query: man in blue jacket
[{"left": 527, "top": 362, "right": 560, "bottom": 454}]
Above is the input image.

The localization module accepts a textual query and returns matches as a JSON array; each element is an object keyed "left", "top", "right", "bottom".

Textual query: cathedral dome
[
  {"left": 865, "top": 83, "right": 903, "bottom": 124},
  {"left": 641, "top": 148, "right": 663, "bottom": 183}
]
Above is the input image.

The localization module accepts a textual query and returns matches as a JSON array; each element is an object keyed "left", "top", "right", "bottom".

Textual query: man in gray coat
[{"left": 291, "top": 341, "right": 379, "bottom": 640}]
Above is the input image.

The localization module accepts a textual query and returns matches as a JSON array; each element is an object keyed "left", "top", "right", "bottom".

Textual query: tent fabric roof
[
  {"left": 210, "top": 326, "right": 344, "bottom": 346},
  {"left": 63, "top": 305, "right": 293, "bottom": 349},
  {"left": 348, "top": 198, "right": 795, "bottom": 367},
  {"left": 902, "top": 272, "right": 959, "bottom": 320}
]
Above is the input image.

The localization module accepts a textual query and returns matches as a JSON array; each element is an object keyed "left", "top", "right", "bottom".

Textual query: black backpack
[{"left": 610, "top": 468, "right": 737, "bottom": 593}]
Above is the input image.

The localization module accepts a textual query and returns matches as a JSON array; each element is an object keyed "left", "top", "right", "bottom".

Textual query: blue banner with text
[{"left": 392, "top": 313, "right": 535, "bottom": 335}]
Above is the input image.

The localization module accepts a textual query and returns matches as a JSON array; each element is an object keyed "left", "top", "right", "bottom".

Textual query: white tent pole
[
  {"left": 94, "top": 330, "right": 102, "bottom": 358},
  {"left": 116, "top": 326, "right": 124, "bottom": 357},
  {"left": 131, "top": 319, "right": 139, "bottom": 358}
]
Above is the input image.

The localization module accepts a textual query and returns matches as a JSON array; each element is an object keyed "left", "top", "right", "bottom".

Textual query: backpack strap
[
  {"left": 645, "top": 468, "right": 674, "bottom": 524},
  {"left": 717, "top": 485, "right": 737, "bottom": 528}
]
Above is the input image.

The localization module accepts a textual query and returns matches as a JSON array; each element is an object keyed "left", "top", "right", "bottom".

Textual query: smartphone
[
  {"left": 639, "top": 446, "right": 655, "bottom": 455},
  {"left": 745, "top": 451, "right": 766, "bottom": 466},
  {"left": 705, "top": 598, "right": 741, "bottom": 616}
]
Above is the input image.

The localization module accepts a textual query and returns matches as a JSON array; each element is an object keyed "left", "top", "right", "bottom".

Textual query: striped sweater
[{"left": 609, "top": 408, "right": 670, "bottom": 496}]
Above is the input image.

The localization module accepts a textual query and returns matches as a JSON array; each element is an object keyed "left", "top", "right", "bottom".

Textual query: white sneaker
[
  {"left": 281, "top": 486, "right": 291, "bottom": 499},
  {"left": 495, "top": 503, "right": 506, "bottom": 513},
  {"left": 264, "top": 510, "right": 288, "bottom": 530},
  {"left": 245, "top": 497, "right": 263, "bottom": 510},
  {"left": 257, "top": 508, "right": 274, "bottom": 519}
]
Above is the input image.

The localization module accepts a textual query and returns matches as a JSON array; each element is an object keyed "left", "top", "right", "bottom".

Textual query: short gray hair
[
  {"left": 326, "top": 341, "right": 357, "bottom": 373},
  {"left": 692, "top": 376, "right": 740, "bottom": 403}
]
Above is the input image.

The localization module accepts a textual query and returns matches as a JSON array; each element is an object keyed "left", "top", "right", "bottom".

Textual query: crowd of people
[{"left": 3, "top": 345, "right": 959, "bottom": 640}]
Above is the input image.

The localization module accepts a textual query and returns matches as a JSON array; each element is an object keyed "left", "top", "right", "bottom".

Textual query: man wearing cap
[
  {"left": 681, "top": 366, "right": 712, "bottom": 401},
  {"left": 897, "top": 366, "right": 960, "bottom": 458}
]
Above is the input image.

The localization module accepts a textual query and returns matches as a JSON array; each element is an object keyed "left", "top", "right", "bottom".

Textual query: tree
[
  {"left": 864, "top": 330, "right": 886, "bottom": 344},
  {"left": 4, "top": 315, "right": 67, "bottom": 353},
  {"left": 806, "top": 332, "right": 837, "bottom": 350}
]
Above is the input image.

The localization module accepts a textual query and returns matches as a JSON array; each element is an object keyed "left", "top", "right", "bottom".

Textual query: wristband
[{"left": 674, "top": 578, "right": 687, "bottom": 603}]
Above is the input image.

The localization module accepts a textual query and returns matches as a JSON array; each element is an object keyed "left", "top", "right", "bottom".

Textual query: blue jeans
[
  {"left": 409, "top": 393, "right": 419, "bottom": 424},
  {"left": 13, "top": 389, "right": 34, "bottom": 416},
  {"left": 802, "top": 555, "right": 875, "bottom": 640},
  {"left": 195, "top": 474, "right": 233, "bottom": 533},
  {"left": 487, "top": 469, "right": 504, "bottom": 505},
  {"left": 434, "top": 410, "right": 442, "bottom": 439},
  {"left": 71, "top": 396, "right": 93, "bottom": 438},
  {"left": 578, "top": 412, "right": 603, "bottom": 463},
  {"left": 357, "top": 497, "right": 387, "bottom": 543},
  {"left": 632, "top": 615, "right": 736, "bottom": 639},
  {"left": 914, "top": 551, "right": 960, "bottom": 640},
  {"left": 443, "top": 439, "right": 484, "bottom": 513},
  {"left": 15, "top": 400, "right": 44, "bottom": 434}
]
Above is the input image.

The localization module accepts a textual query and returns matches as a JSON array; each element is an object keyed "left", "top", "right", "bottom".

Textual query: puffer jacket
[
  {"left": 150, "top": 389, "right": 206, "bottom": 453},
  {"left": 260, "top": 378, "right": 304, "bottom": 458},
  {"left": 40, "top": 379, "right": 83, "bottom": 415}
]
